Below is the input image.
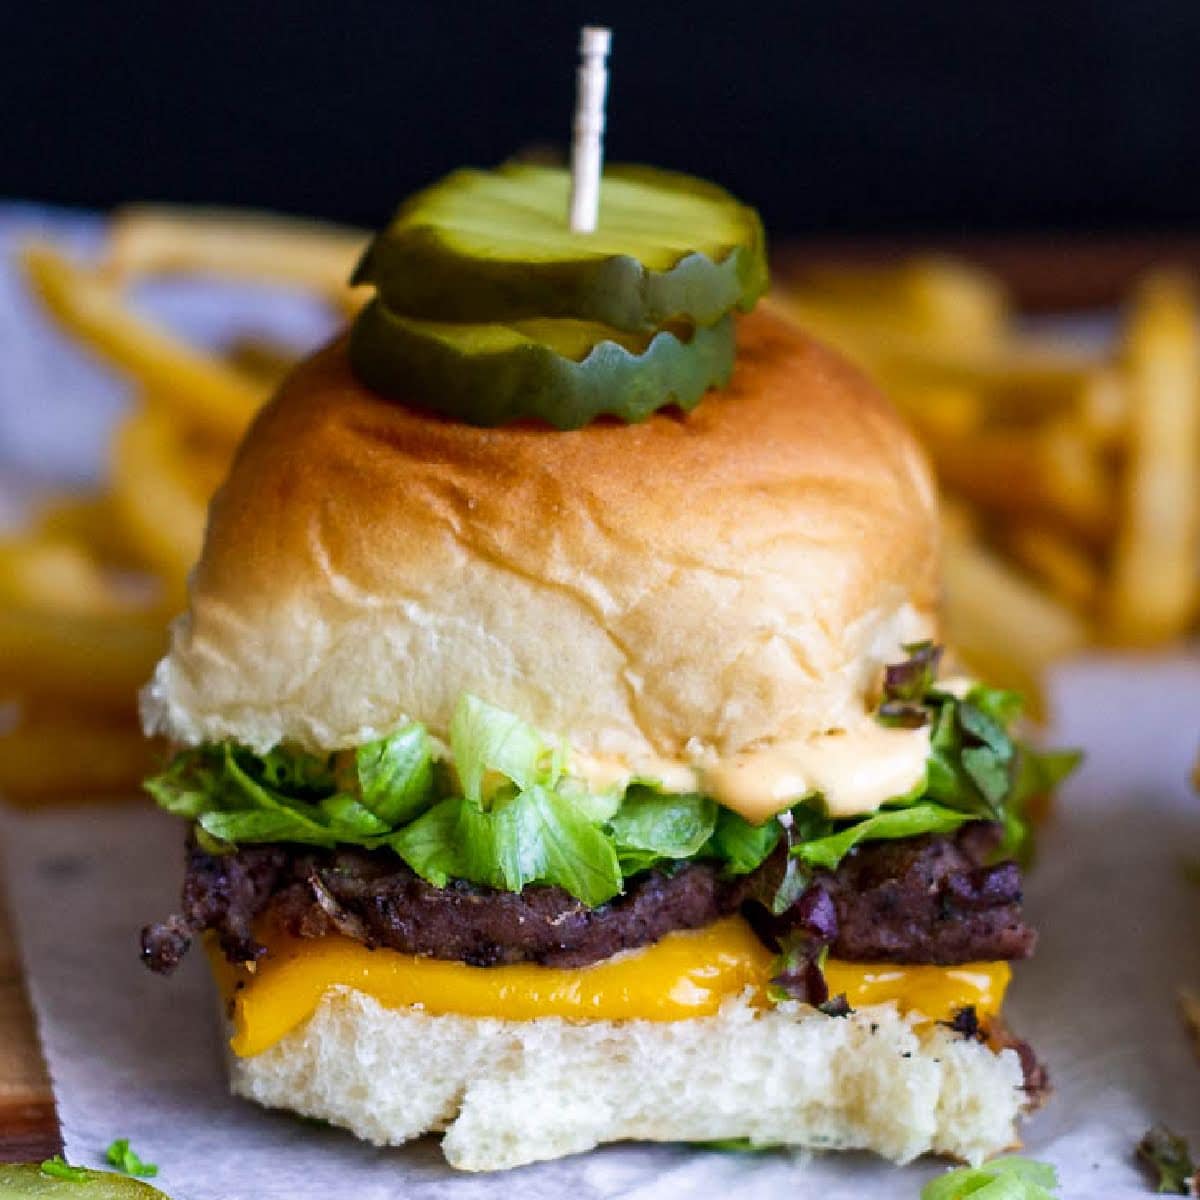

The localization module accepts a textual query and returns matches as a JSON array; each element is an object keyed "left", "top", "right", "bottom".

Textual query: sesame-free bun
[
  {"left": 142, "top": 306, "right": 939, "bottom": 760},
  {"left": 229, "top": 988, "right": 1027, "bottom": 1171}
]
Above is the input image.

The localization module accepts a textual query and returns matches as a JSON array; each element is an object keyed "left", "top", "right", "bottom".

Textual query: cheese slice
[
  {"left": 823, "top": 960, "right": 1010, "bottom": 1024},
  {"left": 213, "top": 918, "right": 1011, "bottom": 1058}
]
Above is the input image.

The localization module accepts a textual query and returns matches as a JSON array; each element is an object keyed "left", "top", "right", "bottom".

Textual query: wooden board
[{"left": 0, "top": 892, "right": 60, "bottom": 1162}]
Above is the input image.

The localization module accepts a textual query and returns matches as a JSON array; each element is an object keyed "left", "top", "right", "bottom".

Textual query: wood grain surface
[{"left": 0, "top": 890, "right": 60, "bottom": 1162}]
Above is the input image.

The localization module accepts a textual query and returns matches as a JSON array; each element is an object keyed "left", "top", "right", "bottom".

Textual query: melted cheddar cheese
[{"left": 213, "top": 918, "right": 1010, "bottom": 1058}]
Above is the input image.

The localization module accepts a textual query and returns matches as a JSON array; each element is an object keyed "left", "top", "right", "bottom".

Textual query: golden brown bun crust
[{"left": 143, "top": 306, "right": 939, "bottom": 758}]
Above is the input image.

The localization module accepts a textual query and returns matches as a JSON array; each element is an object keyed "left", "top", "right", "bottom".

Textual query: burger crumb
[
  {"left": 1137, "top": 1125, "right": 1199, "bottom": 1195},
  {"left": 818, "top": 994, "right": 852, "bottom": 1018},
  {"left": 941, "top": 1005, "right": 984, "bottom": 1041}
]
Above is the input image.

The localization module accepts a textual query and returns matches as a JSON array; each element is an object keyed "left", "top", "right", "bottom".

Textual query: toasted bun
[
  {"left": 229, "top": 989, "right": 1026, "bottom": 1171},
  {"left": 143, "top": 306, "right": 938, "bottom": 759}
]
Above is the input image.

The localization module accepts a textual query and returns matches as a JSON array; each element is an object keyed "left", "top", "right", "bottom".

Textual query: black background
[{"left": 4, "top": 1, "right": 1200, "bottom": 235}]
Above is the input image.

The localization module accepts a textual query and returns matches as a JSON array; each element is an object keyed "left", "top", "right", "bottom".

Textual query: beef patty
[{"left": 142, "top": 822, "right": 1034, "bottom": 974}]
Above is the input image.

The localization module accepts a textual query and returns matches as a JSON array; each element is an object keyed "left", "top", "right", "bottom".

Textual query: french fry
[
  {"left": 110, "top": 406, "right": 210, "bottom": 602},
  {"left": 137, "top": 393, "right": 241, "bottom": 502},
  {"left": 106, "top": 204, "right": 368, "bottom": 312},
  {"left": 21, "top": 243, "right": 265, "bottom": 441},
  {"left": 177, "top": 432, "right": 237, "bottom": 504},
  {"left": 1074, "top": 368, "right": 1127, "bottom": 451},
  {"left": 775, "top": 292, "right": 1103, "bottom": 423},
  {"left": 0, "top": 605, "right": 167, "bottom": 708},
  {"left": 789, "top": 257, "right": 1010, "bottom": 351},
  {"left": 0, "top": 536, "right": 135, "bottom": 617},
  {"left": 1000, "top": 523, "right": 1102, "bottom": 613},
  {"left": 1038, "top": 419, "right": 1117, "bottom": 544},
  {"left": 941, "top": 529, "right": 1090, "bottom": 716},
  {"left": 1105, "top": 272, "right": 1200, "bottom": 644},
  {"left": 886, "top": 382, "right": 985, "bottom": 440},
  {"left": 33, "top": 491, "right": 143, "bottom": 568},
  {"left": 224, "top": 335, "right": 301, "bottom": 390},
  {"left": 926, "top": 420, "right": 1113, "bottom": 544},
  {"left": 0, "top": 710, "right": 160, "bottom": 804},
  {"left": 939, "top": 498, "right": 979, "bottom": 543}
]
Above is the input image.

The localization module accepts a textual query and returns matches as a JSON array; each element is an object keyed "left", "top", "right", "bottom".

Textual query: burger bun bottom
[{"left": 228, "top": 987, "right": 1026, "bottom": 1172}]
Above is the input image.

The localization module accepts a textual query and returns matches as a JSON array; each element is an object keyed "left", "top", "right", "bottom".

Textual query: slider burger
[{"left": 139, "top": 163, "right": 1077, "bottom": 1171}]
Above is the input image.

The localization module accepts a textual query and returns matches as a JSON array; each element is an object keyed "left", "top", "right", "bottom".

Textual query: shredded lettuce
[
  {"left": 146, "top": 698, "right": 750, "bottom": 906},
  {"left": 450, "top": 693, "right": 560, "bottom": 803},
  {"left": 145, "top": 649, "right": 1079, "bottom": 907},
  {"left": 355, "top": 723, "right": 435, "bottom": 824},
  {"left": 875, "top": 645, "right": 1081, "bottom": 861},
  {"left": 794, "top": 803, "right": 972, "bottom": 872},
  {"left": 703, "top": 805, "right": 782, "bottom": 876},
  {"left": 495, "top": 786, "right": 623, "bottom": 903},
  {"left": 921, "top": 1156, "right": 1060, "bottom": 1199},
  {"left": 1137, "top": 1125, "right": 1197, "bottom": 1195},
  {"left": 389, "top": 787, "right": 623, "bottom": 906},
  {"left": 105, "top": 1137, "right": 158, "bottom": 1179},
  {"left": 606, "top": 788, "right": 718, "bottom": 873}
]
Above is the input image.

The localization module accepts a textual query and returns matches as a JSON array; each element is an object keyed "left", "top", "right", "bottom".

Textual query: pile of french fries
[
  {"left": 0, "top": 208, "right": 367, "bottom": 803},
  {"left": 775, "top": 259, "right": 1200, "bottom": 707},
  {"left": 1, "top": 212, "right": 1197, "bottom": 804}
]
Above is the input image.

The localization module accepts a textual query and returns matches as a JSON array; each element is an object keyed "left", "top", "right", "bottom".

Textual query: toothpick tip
[{"left": 580, "top": 26, "right": 612, "bottom": 55}]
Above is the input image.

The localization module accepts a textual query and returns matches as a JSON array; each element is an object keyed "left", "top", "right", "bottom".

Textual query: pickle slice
[
  {"left": 348, "top": 300, "right": 735, "bottom": 429},
  {"left": 353, "top": 164, "right": 767, "bottom": 332},
  {"left": 0, "top": 1165, "right": 168, "bottom": 1198}
]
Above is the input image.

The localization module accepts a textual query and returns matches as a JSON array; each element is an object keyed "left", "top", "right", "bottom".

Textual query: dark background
[{"left": 4, "top": 1, "right": 1199, "bottom": 236}]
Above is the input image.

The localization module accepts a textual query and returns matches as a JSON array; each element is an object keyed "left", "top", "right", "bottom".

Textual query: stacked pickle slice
[{"left": 348, "top": 163, "right": 769, "bottom": 429}]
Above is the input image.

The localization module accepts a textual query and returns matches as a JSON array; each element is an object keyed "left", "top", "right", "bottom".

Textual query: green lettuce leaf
[
  {"left": 355, "top": 723, "right": 435, "bottom": 824},
  {"left": 1011, "top": 744, "right": 1083, "bottom": 808},
  {"left": 555, "top": 775, "right": 624, "bottom": 825},
  {"left": 606, "top": 787, "right": 717, "bottom": 872},
  {"left": 794, "top": 803, "right": 971, "bottom": 873},
  {"left": 450, "top": 693, "right": 560, "bottom": 804},
  {"left": 703, "top": 806, "right": 783, "bottom": 876},
  {"left": 966, "top": 685, "right": 1025, "bottom": 728},
  {"left": 925, "top": 696, "right": 1012, "bottom": 818},
  {"left": 493, "top": 786, "right": 622, "bottom": 904},
  {"left": 319, "top": 793, "right": 393, "bottom": 839},
  {"left": 921, "top": 1155, "right": 1060, "bottom": 1199},
  {"left": 389, "top": 788, "right": 622, "bottom": 905},
  {"left": 198, "top": 808, "right": 328, "bottom": 846},
  {"left": 1137, "top": 1125, "right": 1197, "bottom": 1194},
  {"left": 771, "top": 803, "right": 833, "bottom": 912},
  {"left": 1000, "top": 742, "right": 1083, "bottom": 863},
  {"left": 221, "top": 748, "right": 334, "bottom": 840},
  {"left": 143, "top": 747, "right": 223, "bottom": 817},
  {"left": 388, "top": 797, "right": 498, "bottom": 889},
  {"left": 890, "top": 662, "right": 1079, "bottom": 843},
  {"left": 105, "top": 1137, "right": 158, "bottom": 1179},
  {"left": 259, "top": 746, "right": 336, "bottom": 794}
]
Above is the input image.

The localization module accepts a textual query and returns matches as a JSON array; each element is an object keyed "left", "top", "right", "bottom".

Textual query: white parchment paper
[{"left": 2, "top": 656, "right": 1198, "bottom": 1199}]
